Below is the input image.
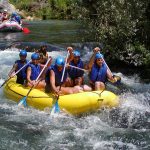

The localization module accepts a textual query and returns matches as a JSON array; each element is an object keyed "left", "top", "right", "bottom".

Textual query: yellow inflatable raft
[{"left": 4, "top": 78, "right": 119, "bottom": 115}]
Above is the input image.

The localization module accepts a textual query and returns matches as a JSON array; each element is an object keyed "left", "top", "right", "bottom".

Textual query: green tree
[{"left": 76, "top": 0, "right": 150, "bottom": 68}]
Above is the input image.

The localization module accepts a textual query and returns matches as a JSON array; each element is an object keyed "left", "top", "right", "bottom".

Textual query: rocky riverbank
[{"left": 0, "top": 0, "right": 39, "bottom": 20}]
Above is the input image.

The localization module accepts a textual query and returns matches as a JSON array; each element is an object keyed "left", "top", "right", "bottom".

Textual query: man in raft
[
  {"left": 38, "top": 45, "right": 49, "bottom": 65},
  {"left": 45, "top": 47, "right": 83, "bottom": 95},
  {"left": 87, "top": 47, "right": 117, "bottom": 90},
  {"left": 1, "top": 9, "right": 9, "bottom": 22},
  {"left": 26, "top": 53, "right": 52, "bottom": 89},
  {"left": 67, "top": 49, "right": 84, "bottom": 86},
  {"left": 10, "top": 12, "right": 22, "bottom": 25},
  {"left": 8, "top": 50, "right": 29, "bottom": 85}
]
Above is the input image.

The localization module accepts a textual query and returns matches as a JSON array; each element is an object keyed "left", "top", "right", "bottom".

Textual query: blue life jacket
[
  {"left": 15, "top": 15, "right": 21, "bottom": 24},
  {"left": 68, "top": 59, "right": 84, "bottom": 79},
  {"left": 11, "top": 15, "right": 21, "bottom": 24},
  {"left": 89, "top": 63, "right": 107, "bottom": 83},
  {"left": 28, "top": 63, "right": 41, "bottom": 80},
  {"left": 45, "top": 65, "right": 68, "bottom": 86},
  {"left": 15, "top": 60, "right": 28, "bottom": 84}
]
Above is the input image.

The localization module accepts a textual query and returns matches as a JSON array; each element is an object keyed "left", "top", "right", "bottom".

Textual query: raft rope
[{"left": 91, "top": 89, "right": 105, "bottom": 102}]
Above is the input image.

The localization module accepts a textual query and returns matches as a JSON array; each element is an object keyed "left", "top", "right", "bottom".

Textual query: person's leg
[
  {"left": 45, "top": 83, "right": 52, "bottom": 93},
  {"left": 82, "top": 84, "right": 92, "bottom": 92},
  {"left": 73, "top": 85, "right": 84, "bottom": 93},
  {"left": 60, "top": 86, "right": 84, "bottom": 95},
  {"left": 35, "top": 80, "right": 46, "bottom": 89},
  {"left": 64, "top": 77, "right": 73, "bottom": 87},
  {"left": 95, "top": 81, "right": 105, "bottom": 90},
  {"left": 74, "top": 77, "right": 83, "bottom": 86},
  {"left": 26, "top": 80, "right": 46, "bottom": 89},
  {"left": 60, "top": 87, "right": 74, "bottom": 94}
]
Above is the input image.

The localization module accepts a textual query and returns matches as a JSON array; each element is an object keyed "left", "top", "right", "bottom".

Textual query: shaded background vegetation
[
  {"left": 9, "top": 0, "right": 150, "bottom": 80},
  {"left": 9, "top": 0, "right": 76, "bottom": 19}
]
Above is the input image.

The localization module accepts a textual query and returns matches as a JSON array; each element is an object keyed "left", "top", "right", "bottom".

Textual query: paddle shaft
[
  {"left": 98, "top": 52, "right": 114, "bottom": 77},
  {"left": 25, "top": 79, "right": 42, "bottom": 97},
  {"left": 61, "top": 51, "right": 70, "bottom": 83},
  {"left": 0, "top": 60, "right": 31, "bottom": 88},
  {"left": 68, "top": 64, "right": 88, "bottom": 72},
  {"left": 57, "top": 51, "right": 70, "bottom": 99},
  {"left": 50, "top": 51, "right": 70, "bottom": 114},
  {"left": 98, "top": 52, "right": 121, "bottom": 83},
  {"left": 67, "top": 54, "right": 120, "bottom": 83},
  {"left": 13, "top": 60, "right": 31, "bottom": 77},
  {"left": 68, "top": 53, "right": 113, "bottom": 76},
  {"left": 102, "top": 58, "right": 113, "bottom": 77}
]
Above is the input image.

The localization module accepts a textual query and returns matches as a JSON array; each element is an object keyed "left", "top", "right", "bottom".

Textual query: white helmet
[{"left": 3, "top": 9, "right": 7, "bottom": 12}]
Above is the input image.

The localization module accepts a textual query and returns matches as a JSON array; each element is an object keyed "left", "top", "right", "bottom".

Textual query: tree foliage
[
  {"left": 76, "top": 0, "right": 150, "bottom": 68},
  {"left": 9, "top": 0, "right": 150, "bottom": 74},
  {"left": 9, "top": 0, "right": 76, "bottom": 19}
]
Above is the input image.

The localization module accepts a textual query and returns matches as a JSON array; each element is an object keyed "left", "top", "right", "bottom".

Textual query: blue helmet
[
  {"left": 73, "top": 50, "right": 80, "bottom": 57},
  {"left": 31, "top": 53, "right": 40, "bottom": 60},
  {"left": 19, "top": 50, "right": 27, "bottom": 56},
  {"left": 95, "top": 53, "right": 103, "bottom": 59},
  {"left": 55, "top": 57, "right": 65, "bottom": 66},
  {"left": 12, "top": 12, "right": 17, "bottom": 17}
]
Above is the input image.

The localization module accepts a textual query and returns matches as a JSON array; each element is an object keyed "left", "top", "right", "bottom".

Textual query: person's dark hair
[{"left": 39, "top": 45, "right": 47, "bottom": 56}]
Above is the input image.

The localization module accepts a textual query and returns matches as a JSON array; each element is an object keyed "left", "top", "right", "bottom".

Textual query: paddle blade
[
  {"left": 0, "top": 78, "right": 10, "bottom": 88},
  {"left": 114, "top": 75, "right": 121, "bottom": 85},
  {"left": 22, "top": 27, "right": 30, "bottom": 34},
  {"left": 0, "top": 81, "right": 6, "bottom": 88},
  {"left": 50, "top": 101, "right": 60, "bottom": 115},
  {"left": 54, "top": 101, "right": 60, "bottom": 113},
  {"left": 18, "top": 96, "right": 27, "bottom": 107},
  {"left": 108, "top": 75, "right": 121, "bottom": 85}
]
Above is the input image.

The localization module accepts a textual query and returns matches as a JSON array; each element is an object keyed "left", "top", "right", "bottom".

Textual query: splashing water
[{"left": 0, "top": 46, "right": 150, "bottom": 149}]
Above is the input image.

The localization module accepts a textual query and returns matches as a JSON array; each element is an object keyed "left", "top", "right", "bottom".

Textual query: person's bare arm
[
  {"left": 46, "top": 52, "right": 48, "bottom": 59},
  {"left": 50, "top": 70, "right": 58, "bottom": 94},
  {"left": 88, "top": 53, "right": 95, "bottom": 71},
  {"left": 8, "top": 63, "right": 18, "bottom": 77},
  {"left": 26, "top": 67, "right": 33, "bottom": 84},
  {"left": 67, "top": 47, "right": 74, "bottom": 63},
  {"left": 106, "top": 69, "right": 117, "bottom": 82},
  {"left": 88, "top": 47, "right": 101, "bottom": 70}
]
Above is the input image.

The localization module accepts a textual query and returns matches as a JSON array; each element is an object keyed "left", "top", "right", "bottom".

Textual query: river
[{"left": 0, "top": 20, "right": 150, "bottom": 150}]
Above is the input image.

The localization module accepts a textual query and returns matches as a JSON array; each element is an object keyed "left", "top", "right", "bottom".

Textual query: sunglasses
[{"left": 96, "top": 58, "right": 103, "bottom": 61}]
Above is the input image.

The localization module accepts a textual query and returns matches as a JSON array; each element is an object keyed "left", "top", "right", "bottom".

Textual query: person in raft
[
  {"left": 10, "top": 12, "right": 22, "bottom": 25},
  {"left": 87, "top": 47, "right": 117, "bottom": 90},
  {"left": 67, "top": 49, "right": 84, "bottom": 86},
  {"left": 1, "top": 9, "right": 9, "bottom": 22},
  {"left": 26, "top": 53, "right": 52, "bottom": 89},
  {"left": 38, "top": 45, "right": 49, "bottom": 65},
  {"left": 8, "top": 50, "right": 28, "bottom": 85},
  {"left": 45, "top": 47, "right": 83, "bottom": 95}
]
